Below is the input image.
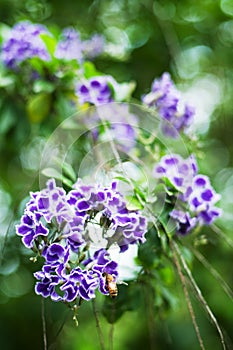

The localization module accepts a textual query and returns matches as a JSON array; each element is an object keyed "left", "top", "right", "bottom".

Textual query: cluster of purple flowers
[
  {"left": 76, "top": 75, "right": 139, "bottom": 152},
  {"left": 153, "top": 154, "right": 221, "bottom": 235},
  {"left": 142, "top": 73, "right": 195, "bottom": 138},
  {"left": 1, "top": 21, "right": 50, "bottom": 68},
  {"left": 16, "top": 178, "right": 147, "bottom": 301},
  {"left": 76, "top": 76, "right": 116, "bottom": 106},
  {"left": 79, "top": 103, "right": 138, "bottom": 152},
  {"left": 34, "top": 246, "right": 118, "bottom": 302},
  {"left": 82, "top": 34, "right": 105, "bottom": 59},
  {"left": 54, "top": 27, "right": 83, "bottom": 62},
  {"left": 1, "top": 22, "right": 105, "bottom": 69},
  {"left": 97, "top": 103, "right": 139, "bottom": 152},
  {"left": 55, "top": 28, "right": 104, "bottom": 62}
]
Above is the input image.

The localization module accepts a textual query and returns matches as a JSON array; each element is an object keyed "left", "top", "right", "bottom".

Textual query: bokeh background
[{"left": 0, "top": 1, "right": 233, "bottom": 349}]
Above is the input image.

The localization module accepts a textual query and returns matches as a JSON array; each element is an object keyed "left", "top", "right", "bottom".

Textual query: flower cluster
[
  {"left": 54, "top": 27, "right": 83, "bottom": 62},
  {"left": 1, "top": 22, "right": 105, "bottom": 70},
  {"left": 153, "top": 154, "right": 221, "bottom": 235},
  {"left": 142, "top": 73, "right": 195, "bottom": 138},
  {"left": 1, "top": 21, "right": 50, "bottom": 68},
  {"left": 34, "top": 246, "right": 117, "bottom": 302},
  {"left": 97, "top": 104, "right": 139, "bottom": 152},
  {"left": 81, "top": 103, "right": 138, "bottom": 152},
  {"left": 82, "top": 34, "right": 105, "bottom": 59},
  {"left": 76, "top": 76, "right": 116, "bottom": 106},
  {"left": 76, "top": 75, "right": 139, "bottom": 152},
  {"left": 55, "top": 28, "right": 104, "bottom": 62},
  {"left": 67, "top": 178, "right": 147, "bottom": 251},
  {"left": 153, "top": 154, "right": 197, "bottom": 192},
  {"left": 16, "top": 178, "right": 147, "bottom": 302}
]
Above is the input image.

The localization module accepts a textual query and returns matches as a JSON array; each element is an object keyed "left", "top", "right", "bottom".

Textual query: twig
[
  {"left": 92, "top": 298, "right": 106, "bottom": 350},
  {"left": 48, "top": 306, "right": 71, "bottom": 350},
  {"left": 143, "top": 282, "right": 157, "bottom": 350},
  {"left": 109, "top": 322, "right": 114, "bottom": 350},
  {"left": 173, "top": 241, "right": 226, "bottom": 350},
  {"left": 192, "top": 247, "right": 233, "bottom": 300},
  {"left": 211, "top": 224, "right": 233, "bottom": 250},
  {"left": 153, "top": 4, "right": 181, "bottom": 76},
  {"left": 41, "top": 298, "right": 48, "bottom": 350},
  {"left": 171, "top": 241, "right": 206, "bottom": 350}
]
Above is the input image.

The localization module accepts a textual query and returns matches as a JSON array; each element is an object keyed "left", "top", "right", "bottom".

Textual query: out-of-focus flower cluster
[
  {"left": 1, "top": 21, "right": 50, "bottom": 68},
  {"left": 55, "top": 27, "right": 105, "bottom": 62},
  {"left": 16, "top": 178, "right": 147, "bottom": 302},
  {"left": 142, "top": 73, "right": 195, "bottom": 138},
  {"left": 154, "top": 154, "right": 221, "bottom": 235},
  {"left": 76, "top": 76, "right": 115, "bottom": 106},
  {"left": 1, "top": 21, "right": 105, "bottom": 69},
  {"left": 76, "top": 74, "right": 138, "bottom": 152}
]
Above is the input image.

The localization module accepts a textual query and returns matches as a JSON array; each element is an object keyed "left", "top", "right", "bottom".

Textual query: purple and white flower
[
  {"left": 153, "top": 154, "right": 197, "bottom": 192},
  {"left": 170, "top": 210, "right": 197, "bottom": 236},
  {"left": 142, "top": 73, "right": 195, "bottom": 138},
  {"left": 17, "top": 177, "right": 147, "bottom": 302},
  {"left": 76, "top": 76, "right": 116, "bottom": 106},
  {"left": 82, "top": 34, "right": 105, "bottom": 59},
  {"left": 1, "top": 21, "right": 50, "bottom": 68},
  {"left": 54, "top": 27, "right": 83, "bottom": 62},
  {"left": 153, "top": 153, "right": 221, "bottom": 234}
]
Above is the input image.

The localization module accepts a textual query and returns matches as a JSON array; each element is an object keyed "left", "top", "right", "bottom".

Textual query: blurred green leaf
[
  {"left": 83, "top": 61, "right": 101, "bottom": 78},
  {"left": 126, "top": 194, "right": 144, "bottom": 210},
  {"left": 41, "top": 167, "right": 73, "bottom": 188},
  {"left": 26, "top": 92, "right": 51, "bottom": 123},
  {"left": 62, "top": 161, "right": 77, "bottom": 182},
  {"left": 0, "top": 99, "right": 17, "bottom": 134},
  {"left": 40, "top": 33, "right": 57, "bottom": 56},
  {"left": 114, "top": 175, "right": 131, "bottom": 184}
]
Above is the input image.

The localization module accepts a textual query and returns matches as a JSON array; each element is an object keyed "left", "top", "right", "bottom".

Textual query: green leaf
[
  {"left": 153, "top": 183, "right": 173, "bottom": 197},
  {"left": 83, "top": 61, "right": 101, "bottom": 78},
  {"left": 126, "top": 194, "right": 144, "bottom": 210},
  {"left": 133, "top": 184, "right": 147, "bottom": 203},
  {"left": 40, "top": 33, "right": 57, "bottom": 56},
  {"left": 28, "top": 57, "right": 45, "bottom": 74},
  {"left": 61, "top": 162, "right": 77, "bottom": 182},
  {"left": 41, "top": 167, "right": 73, "bottom": 188},
  {"left": 41, "top": 167, "right": 62, "bottom": 179},
  {"left": 163, "top": 176, "right": 181, "bottom": 192},
  {"left": 27, "top": 93, "right": 51, "bottom": 123},
  {"left": 113, "top": 176, "right": 131, "bottom": 184},
  {"left": 0, "top": 100, "right": 17, "bottom": 134}
]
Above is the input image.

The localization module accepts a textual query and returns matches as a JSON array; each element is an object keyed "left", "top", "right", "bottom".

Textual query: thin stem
[
  {"left": 108, "top": 299, "right": 116, "bottom": 350},
  {"left": 153, "top": 4, "right": 181, "bottom": 76},
  {"left": 211, "top": 224, "right": 233, "bottom": 250},
  {"left": 173, "top": 241, "right": 226, "bottom": 350},
  {"left": 143, "top": 282, "right": 157, "bottom": 350},
  {"left": 109, "top": 323, "right": 114, "bottom": 350},
  {"left": 171, "top": 241, "right": 205, "bottom": 350},
  {"left": 48, "top": 306, "right": 71, "bottom": 350},
  {"left": 41, "top": 298, "right": 48, "bottom": 350},
  {"left": 191, "top": 247, "right": 233, "bottom": 300},
  {"left": 92, "top": 298, "right": 106, "bottom": 350}
]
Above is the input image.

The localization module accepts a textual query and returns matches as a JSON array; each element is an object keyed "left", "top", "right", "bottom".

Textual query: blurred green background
[{"left": 0, "top": 1, "right": 233, "bottom": 349}]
